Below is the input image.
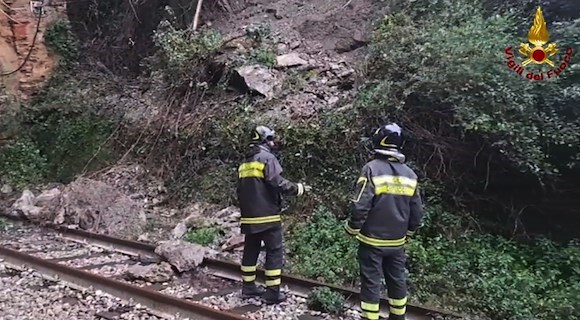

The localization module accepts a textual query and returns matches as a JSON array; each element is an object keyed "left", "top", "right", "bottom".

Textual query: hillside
[{"left": 1, "top": 0, "right": 580, "bottom": 319}]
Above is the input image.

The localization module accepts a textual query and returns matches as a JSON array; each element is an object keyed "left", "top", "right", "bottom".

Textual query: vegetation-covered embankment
[{"left": 1, "top": 0, "right": 579, "bottom": 319}]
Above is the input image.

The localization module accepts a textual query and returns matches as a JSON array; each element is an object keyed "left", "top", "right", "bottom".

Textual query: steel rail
[
  {"left": 0, "top": 215, "right": 465, "bottom": 319},
  {"left": 0, "top": 245, "right": 249, "bottom": 320}
]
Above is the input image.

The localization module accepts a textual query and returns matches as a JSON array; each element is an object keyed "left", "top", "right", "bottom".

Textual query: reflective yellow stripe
[
  {"left": 388, "top": 297, "right": 407, "bottom": 306},
  {"left": 265, "top": 269, "right": 281, "bottom": 276},
  {"left": 238, "top": 161, "right": 266, "bottom": 178},
  {"left": 361, "top": 311, "right": 380, "bottom": 320},
  {"left": 242, "top": 275, "right": 256, "bottom": 282},
  {"left": 240, "top": 215, "right": 281, "bottom": 224},
  {"left": 356, "top": 233, "right": 406, "bottom": 247},
  {"left": 375, "top": 184, "right": 415, "bottom": 196},
  {"left": 389, "top": 306, "right": 406, "bottom": 315},
  {"left": 360, "top": 302, "right": 380, "bottom": 311},
  {"left": 372, "top": 175, "right": 417, "bottom": 188},
  {"left": 352, "top": 177, "right": 368, "bottom": 202},
  {"left": 239, "top": 169, "right": 264, "bottom": 178},
  {"left": 372, "top": 175, "right": 417, "bottom": 196},
  {"left": 265, "top": 279, "right": 281, "bottom": 286},
  {"left": 239, "top": 161, "right": 266, "bottom": 171},
  {"left": 241, "top": 265, "right": 256, "bottom": 272},
  {"left": 345, "top": 223, "right": 360, "bottom": 235}
]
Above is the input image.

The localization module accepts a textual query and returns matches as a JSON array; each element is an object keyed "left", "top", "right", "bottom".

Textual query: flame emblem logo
[{"left": 519, "top": 7, "right": 558, "bottom": 67}]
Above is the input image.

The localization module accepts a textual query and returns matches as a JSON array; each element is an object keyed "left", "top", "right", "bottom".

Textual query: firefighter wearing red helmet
[
  {"left": 345, "top": 123, "right": 424, "bottom": 320},
  {"left": 237, "top": 125, "right": 311, "bottom": 304}
]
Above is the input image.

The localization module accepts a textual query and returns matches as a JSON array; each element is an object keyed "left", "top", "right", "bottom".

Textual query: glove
[{"left": 297, "top": 183, "right": 312, "bottom": 196}]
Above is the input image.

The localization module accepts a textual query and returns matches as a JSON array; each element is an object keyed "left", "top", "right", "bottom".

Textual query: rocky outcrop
[{"left": 0, "top": 0, "right": 67, "bottom": 99}]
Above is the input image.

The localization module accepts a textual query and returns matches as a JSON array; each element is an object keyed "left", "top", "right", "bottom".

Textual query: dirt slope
[{"left": 0, "top": 0, "right": 66, "bottom": 99}]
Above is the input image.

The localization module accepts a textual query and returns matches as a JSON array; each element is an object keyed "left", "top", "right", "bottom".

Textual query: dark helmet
[
  {"left": 372, "top": 123, "right": 404, "bottom": 153},
  {"left": 251, "top": 125, "right": 276, "bottom": 144}
]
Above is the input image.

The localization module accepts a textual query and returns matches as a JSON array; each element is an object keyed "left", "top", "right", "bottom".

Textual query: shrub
[
  {"left": 249, "top": 46, "right": 276, "bottom": 67},
  {"left": 363, "top": 0, "right": 580, "bottom": 179},
  {"left": 307, "top": 287, "right": 346, "bottom": 315},
  {"left": 0, "top": 138, "right": 48, "bottom": 188},
  {"left": 151, "top": 21, "right": 223, "bottom": 88},
  {"left": 245, "top": 23, "right": 273, "bottom": 43},
  {"left": 287, "top": 207, "right": 359, "bottom": 285},
  {"left": 185, "top": 227, "right": 223, "bottom": 246},
  {"left": 29, "top": 112, "right": 115, "bottom": 183},
  {"left": 0, "top": 217, "right": 13, "bottom": 231},
  {"left": 44, "top": 20, "right": 80, "bottom": 63},
  {"left": 407, "top": 233, "right": 580, "bottom": 319}
]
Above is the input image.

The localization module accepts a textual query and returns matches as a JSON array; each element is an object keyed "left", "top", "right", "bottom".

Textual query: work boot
[
  {"left": 241, "top": 283, "right": 265, "bottom": 299},
  {"left": 387, "top": 315, "right": 406, "bottom": 320},
  {"left": 263, "top": 287, "right": 287, "bottom": 304}
]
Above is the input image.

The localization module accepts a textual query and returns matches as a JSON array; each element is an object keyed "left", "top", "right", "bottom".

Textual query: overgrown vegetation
[
  {"left": 364, "top": 0, "right": 580, "bottom": 179},
  {"left": 249, "top": 46, "right": 276, "bottom": 67},
  {"left": 0, "top": 217, "right": 12, "bottom": 231},
  {"left": 288, "top": 203, "right": 580, "bottom": 320},
  {"left": 408, "top": 234, "right": 580, "bottom": 319},
  {"left": 44, "top": 20, "right": 80, "bottom": 66},
  {"left": 289, "top": 2, "right": 580, "bottom": 318},
  {"left": 23, "top": 73, "right": 118, "bottom": 183},
  {"left": 5, "top": 0, "right": 578, "bottom": 319},
  {"left": 150, "top": 21, "right": 223, "bottom": 90},
  {"left": 0, "top": 138, "right": 48, "bottom": 188},
  {"left": 185, "top": 226, "right": 223, "bottom": 246},
  {"left": 287, "top": 207, "right": 358, "bottom": 284},
  {"left": 306, "top": 287, "right": 346, "bottom": 315}
]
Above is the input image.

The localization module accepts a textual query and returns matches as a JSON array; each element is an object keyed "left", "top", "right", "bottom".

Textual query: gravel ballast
[{"left": 0, "top": 261, "right": 166, "bottom": 320}]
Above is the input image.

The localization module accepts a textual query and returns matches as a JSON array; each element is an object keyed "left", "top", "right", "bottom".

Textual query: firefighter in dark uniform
[
  {"left": 237, "top": 125, "right": 311, "bottom": 304},
  {"left": 344, "top": 123, "right": 424, "bottom": 320}
]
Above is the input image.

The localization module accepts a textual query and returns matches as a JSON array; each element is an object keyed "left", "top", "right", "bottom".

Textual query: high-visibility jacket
[
  {"left": 345, "top": 155, "right": 424, "bottom": 247},
  {"left": 237, "top": 145, "right": 304, "bottom": 234}
]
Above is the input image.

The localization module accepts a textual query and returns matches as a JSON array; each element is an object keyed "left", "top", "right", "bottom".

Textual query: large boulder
[
  {"left": 54, "top": 178, "right": 146, "bottom": 239},
  {"left": 35, "top": 188, "right": 61, "bottom": 211},
  {"left": 231, "top": 65, "right": 277, "bottom": 99},
  {"left": 10, "top": 189, "right": 43, "bottom": 219},
  {"left": 124, "top": 262, "right": 174, "bottom": 283},
  {"left": 276, "top": 53, "right": 308, "bottom": 67},
  {"left": 155, "top": 240, "right": 213, "bottom": 273}
]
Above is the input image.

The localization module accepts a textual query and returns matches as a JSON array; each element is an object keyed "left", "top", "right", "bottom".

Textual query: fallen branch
[
  {"left": 192, "top": 0, "right": 203, "bottom": 31},
  {"left": 127, "top": 0, "right": 141, "bottom": 24}
]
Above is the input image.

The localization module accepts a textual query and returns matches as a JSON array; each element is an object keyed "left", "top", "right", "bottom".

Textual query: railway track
[{"left": 0, "top": 217, "right": 465, "bottom": 320}]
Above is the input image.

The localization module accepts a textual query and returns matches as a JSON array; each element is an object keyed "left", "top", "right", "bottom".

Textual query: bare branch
[{"left": 192, "top": 0, "right": 204, "bottom": 31}]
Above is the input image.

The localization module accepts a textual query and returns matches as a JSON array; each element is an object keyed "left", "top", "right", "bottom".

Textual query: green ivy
[
  {"left": 287, "top": 207, "right": 359, "bottom": 285},
  {"left": 407, "top": 234, "right": 580, "bottom": 319},
  {"left": 44, "top": 20, "right": 80, "bottom": 65},
  {"left": 307, "top": 287, "right": 346, "bottom": 315},
  {"left": 150, "top": 21, "right": 223, "bottom": 88},
  {"left": 29, "top": 111, "right": 115, "bottom": 183},
  {"left": 364, "top": 0, "right": 580, "bottom": 179},
  {"left": 185, "top": 226, "right": 223, "bottom": 246},
  {"left": 0, "top": 137, "right": 48, "bottom": 188},
  {"left": 249, "top": 46, "right": 276, "bottom": 67}
]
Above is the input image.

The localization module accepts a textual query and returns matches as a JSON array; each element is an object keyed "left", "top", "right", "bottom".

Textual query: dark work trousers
[
  {"left": 241, "top": 225, "right": 284, "bottom": 292},
  {"left": 358, "top": 243, "right": 408, "bottom": 320}
]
